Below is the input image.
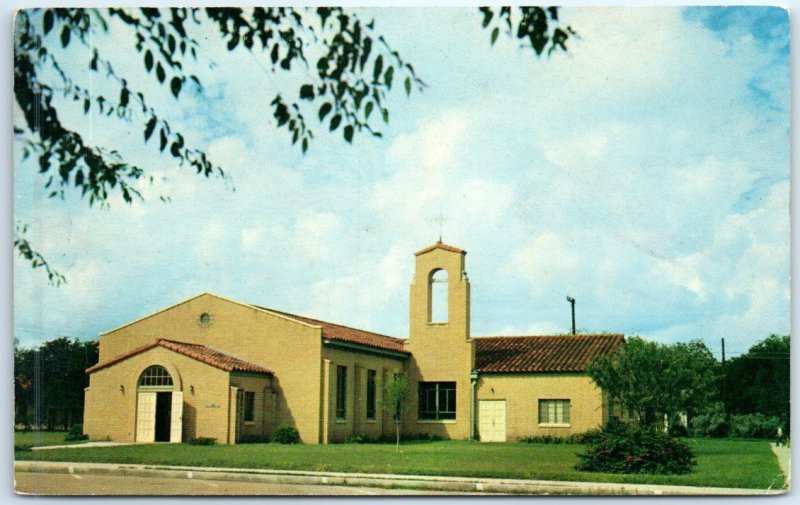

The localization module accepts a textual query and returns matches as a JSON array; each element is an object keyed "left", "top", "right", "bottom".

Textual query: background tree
[
  {"left": 14, "top": 337, "right": 99, "bottom": 430},
  {"left": 724, "top": 335, "right": 790, "bottom": 432},
  {"left": 14, "top": 7, "right": 572, "bottom": 283},
  {"left": 381, "top": 371, "right": 408, "bottom": 452},
  {"left": 587, "top": 337, "right": 719, "bottom": 431}
]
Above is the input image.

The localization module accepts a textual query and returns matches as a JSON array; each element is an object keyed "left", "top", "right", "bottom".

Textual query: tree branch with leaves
[{"left": 14, "top": 6, "right": 573, "bottom": 284}]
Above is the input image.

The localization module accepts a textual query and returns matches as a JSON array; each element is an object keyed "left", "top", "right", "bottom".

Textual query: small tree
[{"left": 381, "top": 372, "right": 408, "bottom": 453}]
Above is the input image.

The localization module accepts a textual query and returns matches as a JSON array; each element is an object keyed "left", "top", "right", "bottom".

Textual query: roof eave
[{"left": 323, "top": 338, "right": 409, "bottom": 360}]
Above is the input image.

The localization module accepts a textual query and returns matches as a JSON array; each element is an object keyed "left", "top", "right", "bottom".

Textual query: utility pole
[
  {"left": 566, "top": 296, "right": 576, "bottom": 335},
  {"left": 721, "top": 338, "right": 727, "bottom": 417}
]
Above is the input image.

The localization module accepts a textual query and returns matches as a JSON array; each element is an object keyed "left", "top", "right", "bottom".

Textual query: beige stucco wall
[
  {"left": 229, "top": 373, "right": 273, "bottom": 441},
  {"left": 403, "top": 247, "right": 474, "bottom": 440},
  {"left": 93, "top": 293, "right": 324, "bottom": 443},
  {"left": 321, "top": 347, "right": 404, "bottom": 443},
  {"left": 83, "top": 346, "right": 232, "bottom": 443},
  {"left": 476, "top": 373, "right": 608, "bottom": 440}
]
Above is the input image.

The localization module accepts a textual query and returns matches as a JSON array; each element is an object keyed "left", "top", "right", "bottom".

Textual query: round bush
[
  {"left": 272, "top": 424, "right": 300, "bottom": 444},
  {"left": 576, "top": 420, "right": 695, "bottom": 475}
]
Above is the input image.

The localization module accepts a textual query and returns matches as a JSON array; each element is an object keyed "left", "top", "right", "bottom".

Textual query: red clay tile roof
[
  {"left": 86, "top": 339, "right": 273, "bottom": 375},
  {"left": 474, "top": 334, "right": 624, "bottom": 373},
  {"left": 255, "top": 306, "right": 409, "bottom": 355},
  {"left": 414, "top": 241, "right": 466, "bottom": 256}
]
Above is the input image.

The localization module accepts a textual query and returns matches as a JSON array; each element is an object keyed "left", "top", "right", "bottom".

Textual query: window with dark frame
[
  {"left": 366, "top": 369, "right": 377, "bottom": 420},
  {"left": 336, "top": 365, "right": 347, "bottom": 419},
  {"left": 243, "top": 391, "right": 256, "bottom": 422},
  {"left": 417, "top": 381, "right": 456, "bottom": 420},
  {"left": 538, "top": 399, "right": 571, "bottom": 424}
]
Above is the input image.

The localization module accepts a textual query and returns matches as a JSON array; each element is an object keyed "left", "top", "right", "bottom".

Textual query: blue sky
[{"left": 13, "top": 6, "right": 790, "bottom": 359}]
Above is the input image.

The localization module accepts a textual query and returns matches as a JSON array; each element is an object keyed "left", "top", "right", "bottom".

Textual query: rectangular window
[
  {"left": 366, "top": 369, "right": 377, "bottom": 420},
  {"left": 418, "top": 382, "right": 456, "bottom": 420},
  {"left": 538, "top": 399, "right": 571, "bottom": 424},
  {"left": 243, "top": 391, "right": 256, "bottom": 423},
  {"left": 336, "top": 365, "right": 347, "bottom": 419}
]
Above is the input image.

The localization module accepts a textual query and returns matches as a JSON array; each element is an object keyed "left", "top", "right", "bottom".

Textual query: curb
[{"left": 14, "top": 461, "right": 785, "bottom": 496}]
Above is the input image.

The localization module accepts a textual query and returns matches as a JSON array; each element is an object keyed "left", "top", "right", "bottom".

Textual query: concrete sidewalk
[
  {"left": 14, "top": 460, "right": 786, "bottom": 496},
  {"left": 31, "top": 442, "right": 138, "bottom": 451},
  {"left": 771, "top": 443, "right": 791, "bottom": 487}
]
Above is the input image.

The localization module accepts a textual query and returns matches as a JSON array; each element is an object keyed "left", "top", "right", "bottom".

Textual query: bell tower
[
  {"left": 404, "top": 241, "right": 474, "bottom": 440},
  {"left": 409, "top": 241, "right": 470, "bottom": 340}
]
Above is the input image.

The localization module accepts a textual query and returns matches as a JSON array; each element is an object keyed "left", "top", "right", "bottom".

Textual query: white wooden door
[
  {"left": 136, "top": 392, "right": 157, "bottom": 442},
  {"left": 479, "top": 400, "right": 507, "bottom": 442},
  {"left": 170, "top": 391, "right": 183, "bottom": 443}
]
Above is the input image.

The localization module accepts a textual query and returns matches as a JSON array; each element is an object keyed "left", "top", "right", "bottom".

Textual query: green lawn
[
  {"left": 14, "top": 431, "right": 87, "bottom": 448},
  {"left": 15, "top": 438, "right": 785, "bottom": 490}
]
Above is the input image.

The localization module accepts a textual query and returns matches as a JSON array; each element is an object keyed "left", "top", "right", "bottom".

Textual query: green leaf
[
  {"left": 144, "top": 117, "right": 157, "bottom": 141},
  {"left": 159, "top": 128, "right": 168, "bottom": 151},
  {"left": 60, "top": 25, "right": 71, "bottom": 48},
  {"left": 170, "top": 77, "right": 182, "bottom": 98},
  {"left": 382, "top": 109, "right": 389, "bottom": 123},
  {"left": 329, "top": 114, "right": 341, "bottom": 131},
  {"left": 83, "top": 98, "right": 90, "bottom": 114},
  {"left": 481, "top": 8, "right": 494, "bottom": 28},
  {"left": 156, "top": 62, "right": 166, "bottom": 83},
  {"left": 404, "top": 77, "right": 411, "bottom": 96},
  {"left": 119, "top": 87, "right": 129, "bottom": 107},
  {"left": 364, "top": 101, "right": 373, "bottom": 119},
  {"left": 271, "top": 43, "right": 279, "bottom": 64},
  {"left": 43, "top": 10, "right": 54, "bottom": 35},
  {"left": 227, "top": 33, "right": 239, "bottom": 51},
  {"left": 384, "top": 66, "right": 394, "bottom": 89},
  {"left": 302, "top": 138, "right": 308, "bottom": 153},
  {"left": 318, "top": 102, "right": 332, "bottom": 121},
  {"left": 491, "top": 27, "right": 499, "bottom": 45},
  {"left": 299, "top": 84, "right": 315, "bottom": 100},
  {"left": 373, "top": 55, "right": 383, "bottom": 82},
  {"left": 343, "top": 125, "right": 354, "bottom": 143},
  {"left": 144, "top": 50, "right": 153, "bottom": 72}
]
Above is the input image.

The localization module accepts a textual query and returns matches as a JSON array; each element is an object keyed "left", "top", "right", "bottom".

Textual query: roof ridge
[
  {"left": 414, "top": 241, "right": 466, "bottom": 256},
  {"left": 88, "top": 338, "right": 272, "bottom": 375},
  {"left": 253, "top": 305, "right": 404, "bottom": 342},
  {"left": 475, "top": 333, "right": 624, "bottom": 339}
]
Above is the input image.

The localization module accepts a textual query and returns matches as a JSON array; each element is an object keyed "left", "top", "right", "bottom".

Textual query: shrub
[
  {"left": 344, "top": 434, "right": 364, "bottom": 444},
  {"left": 576, "top": 419, "right": 695, "bottom": 475},
  {"left": 188, "top": 437, "right": 217, "bottom": 445},
  {"left": 238, "top": 434, "right": 269, "bottom": 444},
  {"left": 690, "top": 407, "right": 729, "bottom": 438},
  {"left": 520, "top": 429, "right": 603, "bottom": 445},
  {"left": 272, "top": 424, "right": 300, "bottom": 444},
  {"left": 728, "top": 413, "right": 781, "bottom": 439},
  {"left": 668, "top": 423, "right": 688, "bottom": 438},
  {"left": 64, "top": 424, "right": 88, "bottom": 442}
]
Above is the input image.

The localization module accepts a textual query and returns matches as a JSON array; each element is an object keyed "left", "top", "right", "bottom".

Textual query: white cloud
[
  {"left": 11, "top": 7, "right": 788, "bottom": 355},
  {"left": 290, "top": 209, "right": 343, "bottom": 261}
]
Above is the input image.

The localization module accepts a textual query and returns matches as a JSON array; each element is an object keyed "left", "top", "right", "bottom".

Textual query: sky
[{"left": 12, "top": 6, "right": 790, "bottom": 359}]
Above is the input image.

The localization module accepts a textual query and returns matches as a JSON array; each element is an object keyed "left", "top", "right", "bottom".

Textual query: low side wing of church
[{"left": 83, "top": 242, "right": 624, "bottom": 444}]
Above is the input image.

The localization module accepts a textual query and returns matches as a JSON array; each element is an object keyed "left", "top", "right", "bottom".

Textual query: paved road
[{"left": 14, "top": 471, "right": 465, "bottom": 496}]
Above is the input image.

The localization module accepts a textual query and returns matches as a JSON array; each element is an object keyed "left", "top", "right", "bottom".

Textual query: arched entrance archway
[{"left": 136, "top": 365, "right": 182, "bottom": 443}]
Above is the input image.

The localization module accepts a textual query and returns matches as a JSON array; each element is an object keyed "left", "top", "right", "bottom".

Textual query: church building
[{"left": 83, "top": 242, "right": 623, "bottom": 444}]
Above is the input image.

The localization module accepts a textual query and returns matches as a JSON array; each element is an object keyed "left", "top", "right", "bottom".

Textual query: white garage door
[{"left": 479, "top": 400, "right": 507, "bottom": 442}]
